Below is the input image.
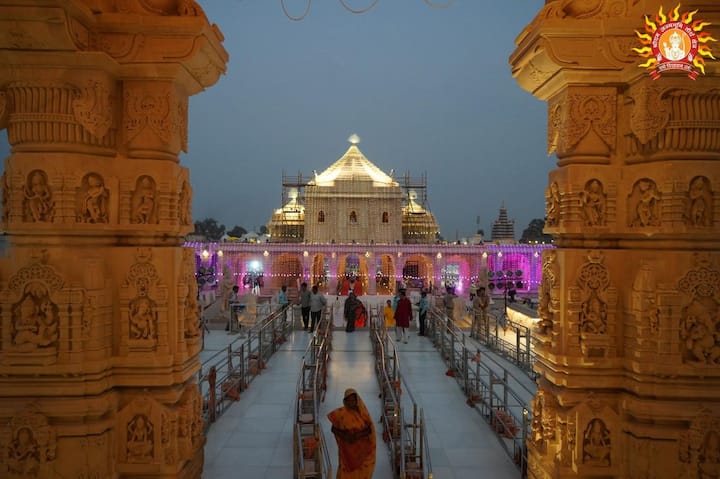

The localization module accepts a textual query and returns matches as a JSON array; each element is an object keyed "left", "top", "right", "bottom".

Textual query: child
[{"left": 383, "top": 299, "right": 395, "bottom": 331}]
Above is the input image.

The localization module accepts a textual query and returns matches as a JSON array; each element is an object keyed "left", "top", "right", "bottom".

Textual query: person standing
[
  {"left": 298, "top": 282, "right": 312, "bottom": 331},
  {"left": 327, "top": 388, "right": 376, "bottom": 479},
  {"left": 383, "top": 299, "right": 395, "bottom": 331},
  {"left": 309, "top": 285, "right": 326, "bottom": 332},
  {"left": 443, "top": 286, "right": 457, "bottom": 328},
  {"left": 394, "top": 289, "right": 412, "bottom": 344},
  {"left": 472, "top": 286, "right": 490, "bottom": 339},
  {"left": 416, "top": 290, "right": 429, "bottom": 336},
  {"left": 278, "top": 285, "right": 289, "bottom": 321},
  {"left": 226, "top": 285, "right": 240, "bottom": 332}
]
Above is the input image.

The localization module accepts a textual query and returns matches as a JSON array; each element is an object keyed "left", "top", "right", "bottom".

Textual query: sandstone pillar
[
  {"left": 0, "top": 1, "right": 227, "bottom": 477},
  {"left": 511, "top": 1, "right": 719, "bottom": 477}
]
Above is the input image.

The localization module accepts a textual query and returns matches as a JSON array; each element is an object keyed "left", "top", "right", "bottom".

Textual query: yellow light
[
  {"left": 201, "top": 250, "right": 209, "bottom": 259},
  {"left": 303, "top": 250, "right": 309, "bottom": 257},
  {"left": 436, "top": 252, "right": 442, "bottom": 259},
  {"left": 263, "top": 250, "right": 269, "bottom": 257},
  {"left": 217, "top": 250, "right": 223, "bottom": 257}
]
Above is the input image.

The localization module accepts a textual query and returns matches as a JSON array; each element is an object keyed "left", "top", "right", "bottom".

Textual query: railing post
[
  {"left": 516, "top": 327, "right": 521, "bottom": 363},
  {"left": 208, "top": 366, "right": 217, "bottom": 423},
  {"left": 503, "top": 370, "right": 509, "bottom": 409}
]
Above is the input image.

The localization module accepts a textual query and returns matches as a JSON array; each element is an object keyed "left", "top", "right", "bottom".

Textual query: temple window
[
  {"left": 318, "top": 211, "right": 325, "bottom": 223},
  {"left": 350, "top": 211, "right": 357, "bottom": 223},
  {"left": 382, "top": 212, "right": 389, "bottom": 223}
]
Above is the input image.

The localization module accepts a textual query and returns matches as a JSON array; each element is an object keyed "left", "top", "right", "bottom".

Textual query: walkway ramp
[{"left": 203, "top": 327, "right": 524, "bottom": 478}]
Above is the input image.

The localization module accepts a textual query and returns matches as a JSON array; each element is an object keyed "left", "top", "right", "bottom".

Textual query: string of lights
[{"left": 280, "top": 0, "right": 455, "bottom": 21}]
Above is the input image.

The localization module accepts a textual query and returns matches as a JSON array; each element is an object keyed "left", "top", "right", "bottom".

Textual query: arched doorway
[
  {"left": 271, "top": 253, "right": 302, "bottom": 289},
  {"left": 311, "top": 254, "right": 329, "bottom": 292},
  {"left": 337, "top": 254, "right": 368, "bottom": 295},
  {"left": 376, "top": 254, "right": 395, "bottom": 295},
  {"left": 402, "top": 254, "right": 433, "bottom": 291}
]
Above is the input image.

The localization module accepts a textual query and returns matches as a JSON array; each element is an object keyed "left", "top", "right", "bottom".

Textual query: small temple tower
[{"left": 490, "top": 204, "right": 516, "bottom": 243}]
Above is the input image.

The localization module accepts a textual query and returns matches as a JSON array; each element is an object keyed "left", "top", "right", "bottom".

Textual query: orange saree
[{"left": 327, "top": 391, "right": 376, "bottom": 479}]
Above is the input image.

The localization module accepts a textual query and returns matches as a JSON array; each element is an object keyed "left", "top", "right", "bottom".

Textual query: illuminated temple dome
[{"left": 268, "top": 137, "right": 439, "bottom": 244}]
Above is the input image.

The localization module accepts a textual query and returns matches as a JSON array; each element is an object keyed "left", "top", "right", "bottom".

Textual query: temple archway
[{"left": 271, "top": 253, "right": 302, "bottom": 289}]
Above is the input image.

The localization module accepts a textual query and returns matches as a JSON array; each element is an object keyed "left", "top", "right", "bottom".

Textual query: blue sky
[{"left": 0, "top": 1, "right": 550, "bottom": 239}]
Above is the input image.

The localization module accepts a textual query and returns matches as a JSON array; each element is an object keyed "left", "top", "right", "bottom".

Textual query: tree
[
  {"left": 520, "top": 218, "right": 553, "bottom": 244},
  {"left": 258, "top": 225, "right": 269, "bottom": 235},
  {"left": 193, "top": 217, "right": 225, "bottom": 242},
  {"left": 228, "top": 225, "right": 247, "bottom": 237}
]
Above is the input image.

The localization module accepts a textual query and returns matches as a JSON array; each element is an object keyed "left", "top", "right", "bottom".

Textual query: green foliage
[
  {"left": 519, "top": 218, "right": 553, "bottom": 244},
  {"left": 228, "top": 225, "right": 247, "bottom": 237},
  {"left": 193, "top": 217, "right": 226, "bottom": 242},
  {"left": 258, "top": 225, "right": 269, "bottom": 235}
]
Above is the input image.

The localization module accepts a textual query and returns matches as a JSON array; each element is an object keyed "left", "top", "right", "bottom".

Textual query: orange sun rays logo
[{"left": 634, "top": 4, "right": 717, "bottom": 79}]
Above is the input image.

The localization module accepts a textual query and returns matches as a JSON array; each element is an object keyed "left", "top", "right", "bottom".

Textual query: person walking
[
  {"left": 394, "top": 289, "right": 412, "bottom": 343},
  {"left": 278, "top": 285, "right": 289, "bottom": 321},
  {"left": 327, "top": 388, "right": 376, "bottom": 479},
  {"left": 298, "top": 282, "right": 312, "bottom": 331},
  {"left": 344, "top": 291, "right": 360, "bottom": 333},
  {"left": 383, "top": 299, "right": 395, "bottom": 332},
  {"left": 416, "top": 290, "right": 429, "bottom": 336},
  {"left": 309, "top": 285, "right": 326, "bottom": 332}
]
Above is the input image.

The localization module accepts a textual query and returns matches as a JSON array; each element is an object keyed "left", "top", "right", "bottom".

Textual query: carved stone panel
[
  {"left": 545, "top": 181, "right": 561, "bottom": 227},
  {"left": 571, "top": 399, "right": 621, "bottom": 476},
  {"left": 579, "top": 179, "right": 606, "bottom": 226},
  {"left": 178, "top": 180, "right": 192, "bottom": 226},
  {"left": 683, "top": 176, "right": 713, "bottom": 228},
  {"left": 678, "top": 255, "right": 720, "bottom": 365},
  {"left": 76, "top": 172, "right": 110, "bottom": 224},
  {"left": 679, "top": 409, "right": 720, "bottom": 479},
  {"left": 627, "top": 178, "right": 661, "bottom": 227},
  {"left": 0, "top": 408, "right": 56, "bottom": 479},
  {"left": 130, "top": 175, "right": 158, "bottom": 225},
  {"left": 22, "top": 170, "right": 54, "bottom": 223}
]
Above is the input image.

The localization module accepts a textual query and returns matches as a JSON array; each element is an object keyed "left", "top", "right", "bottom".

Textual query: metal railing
[
  {"left": 198, "top": 304, "right": 293, "bottom": 430},
  {"left": 293, "top": 308, "right": 334, "bottom": 478},
  {"left": 369, "top": 309, "right": 433, "bottom": 479},
  {"left": 426, "top": 307, "right": 535, "bottom": 476}
]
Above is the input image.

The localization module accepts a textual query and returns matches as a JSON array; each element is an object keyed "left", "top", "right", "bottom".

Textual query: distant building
[{"left": 490, "top": 204, "right": 516, "bottom": 243}]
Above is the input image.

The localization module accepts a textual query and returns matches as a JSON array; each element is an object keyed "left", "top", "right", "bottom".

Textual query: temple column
[
  {"left": 0, "top": 2, "right": 227, "bottom": 478},
  {"left": 511, "top": 2, "right": 720, "bottom": 478},
  {"left": 368, "top": 253, "right": 378, "bottom": 295}
]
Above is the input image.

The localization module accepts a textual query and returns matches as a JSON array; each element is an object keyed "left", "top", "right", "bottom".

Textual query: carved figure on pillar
[
  {"left": 0, "top": 409, "right": 56, "bottom": 478},
  {"left": 577, "top": 252, "right": 611, "bottom": 338},
  {"left": 77, "top": 172, "right": 109, "bottom": 223},
  {"left": 579, "top": 179, "right": 606, "bottom": 226},
  {"left": 126, "top": 414, "right": 154, "bottom": 463},
  {"left": 582, "top": 418, "right": 611, "bottom": 466},
  {"left": 684, "top": 176, "right": 713, "bottom": 228},
  {"left": 129, "top": 295, "right": 157, "bottom": 341},
  {"left": 537, "top": 250, "right": 559, "bottom": 336},
  {"left": 131, "top": 175, "right": 157, "bottom": 224},
  {"left": 678, "top": 257, "right": 720, "bottom": 365},
  {"left": 178, "top": 180, "right": 192, "bottom": 226},
  {"left": 11, "top": 281, "right": 59, "bottom": 351},
  {"left": 23, "top": 170, "right": 54, "bottom": 223},
  {"left": 628, "top": 178, "right": 661, "bottom": 227},
  {"left": 545, "top": 181, "right": 561, "bottom": 227}
]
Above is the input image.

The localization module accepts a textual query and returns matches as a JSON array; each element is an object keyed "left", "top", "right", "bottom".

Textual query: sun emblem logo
[{"left": 634, "top": 4, "right": 717, "bottom": 79}]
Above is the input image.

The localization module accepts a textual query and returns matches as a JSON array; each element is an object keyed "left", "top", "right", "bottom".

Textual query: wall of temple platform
[
  {"left": 0, "top": 1, "right": 227, "bottom": 477},
  {"left": 510, "top": 1, "right": 720, "bottom": 478}
]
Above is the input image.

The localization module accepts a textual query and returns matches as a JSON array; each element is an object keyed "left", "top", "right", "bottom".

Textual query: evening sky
[{"left": 0, "top": 0, "right": 551, "bottom": 239}]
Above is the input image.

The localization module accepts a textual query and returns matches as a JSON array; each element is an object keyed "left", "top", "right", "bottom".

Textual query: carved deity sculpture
[
  {"left": 678, "top": 258, "right": 720, "bottom": 365},
  {"left": 580, "top": 179, "right": 606, "bottom": 226},
  {"left": 684, "top": 176, "right": 713, "bottom": 228},
  {"left": 581, "top": 289, "right": 608, "bottom": 334},
  {"left": 11, "top": 281, "right": 59, "bottom": 351},
  {"left": 23, "top": 170, "right": 53, "bottom": 222},
  {"left": 178, "top": 181, "right": 191, "bottom": 226},
  {"left": 77, "top": 173, "right": 109, "bottom": 223},
  {"left": 7, "top": 427, "right": 40, "bottom": 477},
  {"left": 127, "top": 415, "right": 153, "bottom": 463},
  {"left": 129, "top": 295, "right": 157, "bottom": 340},
  {"left": 131, "top": 175, "right": 157, "bottom": 224},
  {"left": 545, "top": 181, "right": 561, "bottom": 226},
  {"left": 537, "top": 251, "right": 559, "bottom": 335},
  {"left": 577, "top": 253, "right": 611, "bottom": 336},
  {"left": 628, "top": 178, "right": 661, "bottom": 227},
  {"left": 699, "top": 430, "right": 720, "bottom": 479},
  {"left": 582, "top": 418, "right": 611, "bottom": 466},
  {"left": 184, "top": 291, "right": 200, "bottom": 339}
]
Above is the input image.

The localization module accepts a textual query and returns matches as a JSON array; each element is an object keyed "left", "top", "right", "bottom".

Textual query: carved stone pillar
[
  {"left": 511, "top": 1, "right": 720, "bottom": 478},
  {"left": 0, "top": 1, "right": 227, "bottom": 478}
]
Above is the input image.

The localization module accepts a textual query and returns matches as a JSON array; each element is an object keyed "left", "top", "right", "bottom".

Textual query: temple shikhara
[{"left": 0, "top": 1, "right": 718, "bottom": 478}]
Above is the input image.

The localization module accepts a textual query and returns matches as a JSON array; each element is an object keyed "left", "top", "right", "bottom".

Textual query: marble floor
[{"left": 201, "top": 325, "right": 526, "bottom": 478}]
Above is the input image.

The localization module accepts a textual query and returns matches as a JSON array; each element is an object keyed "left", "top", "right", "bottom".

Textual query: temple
[{"left": 193, "top": 137, "right": 549, "bottom": 297}]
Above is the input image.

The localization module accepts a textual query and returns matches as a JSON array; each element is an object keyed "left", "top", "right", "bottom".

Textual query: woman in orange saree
[{"left": 327, "top": 388, "right": 376, "bottom": 478}]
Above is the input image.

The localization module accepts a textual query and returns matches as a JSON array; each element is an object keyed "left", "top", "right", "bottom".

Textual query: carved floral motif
[
  {"left": 22, "top": 170, "right": 54, "bottom": 223},
  {"left": 565, "top": 92, "right": 616, "bottom": 153},
  {"left": 629, "top": 83, "right": 669, "bottom": 145},
  {"left": 627, "top": 178, "right": 661, "bottom": 227},
  {"left": 684, "top": 176, "right": 713, "bottom": 228},
  {"left": 579, "top": 179, "right": 606, "bottom": 226},
  {"left": 678, "top": 256, "right": 720, "bottom": 365},
  {"left": 76, "top": 172, "right": 110, "bottom": 224},
  {"left": 124, "top": 88, "right": 172, "bottom": 144},
  {"left": 72, "top": 81, "right": 113, "bottom": 140}
]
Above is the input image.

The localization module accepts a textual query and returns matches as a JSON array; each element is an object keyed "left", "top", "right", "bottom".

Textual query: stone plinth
[
  {"left": 0, "top": 1, "right": 227, "bottom": 477},
  {"left": 511, "top": 1, "right": 720, "bottom": 478}
]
